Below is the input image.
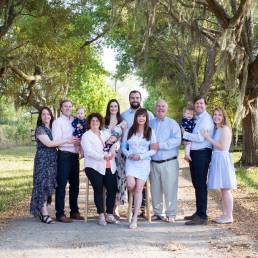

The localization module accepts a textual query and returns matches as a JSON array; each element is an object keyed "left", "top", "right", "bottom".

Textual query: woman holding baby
[{"left": 104, "top": 99, "right": 127, "bottom": 219}]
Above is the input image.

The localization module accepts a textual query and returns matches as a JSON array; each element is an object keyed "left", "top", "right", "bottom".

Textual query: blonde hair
[
  {"left": 76, "top": 106, "right": 84, "bottom": 112},
  {"left": 183, "top": 105, "right": 194, "bottom": 114},
  {"left": 212, "top": 107, "right": 231, "bottom": 128}
]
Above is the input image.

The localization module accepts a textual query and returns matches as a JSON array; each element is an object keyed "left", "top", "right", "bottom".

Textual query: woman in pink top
[{"left": 81, "top": 113, "right": 119, "bottom": 226}]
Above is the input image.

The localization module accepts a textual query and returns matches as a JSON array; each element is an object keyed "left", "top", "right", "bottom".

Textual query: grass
[
  {"left": 180, "top": 148, "right": 257, "bottom": 195},
  {"left": 231, "top": 152, "right": 258, "bottom": 195},
  {"left": 0, "top": 146, "right": 35, "bottom": 214},
  {"left": 0, "top": 145, "right": 257, "bottom": 217}
]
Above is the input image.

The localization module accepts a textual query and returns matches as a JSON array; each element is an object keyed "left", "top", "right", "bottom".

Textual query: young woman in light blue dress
[
  {"left": 122, "top": 108, "right": 156, "bottom": 229},
  {"left": 202, "top": 107, "right": 236, "bottom": 224}
]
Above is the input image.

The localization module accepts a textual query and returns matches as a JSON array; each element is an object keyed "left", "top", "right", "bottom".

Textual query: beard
[{"left": 130, "top": 101, "right": 141, "bottom": 109}]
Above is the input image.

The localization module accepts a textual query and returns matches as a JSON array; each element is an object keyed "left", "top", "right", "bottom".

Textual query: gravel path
[{"left": 0, "top": 162, "right": 256, "bottom": 258}]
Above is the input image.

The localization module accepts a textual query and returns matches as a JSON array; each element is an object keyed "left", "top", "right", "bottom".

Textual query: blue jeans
[{"left": 55, "top": 151, "right": 80, "bottom": 218}]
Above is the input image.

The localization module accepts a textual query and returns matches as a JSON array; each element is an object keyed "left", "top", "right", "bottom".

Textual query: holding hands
[
  {"left": 150, "top": 143, "right": 159, "bottom": 150},
  {"left": 104, "top": 152, "right": 115, "bottom": 160},
  {"left": 128, "top": 154, "right": 141, "bottom": 161},
  {"left": 67, "top": 137, "right": 80, "bottom": 144},
  {"left": 202, "top": 129, "right": 211, "bottom": 140}
]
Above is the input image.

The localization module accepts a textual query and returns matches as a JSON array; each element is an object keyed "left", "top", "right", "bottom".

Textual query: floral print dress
[
  {"left": 105, "top": 120, "right": 127, "bottom": 205},
  {"left": 30, "top": 125, "right": 57, "bottom": 216}
]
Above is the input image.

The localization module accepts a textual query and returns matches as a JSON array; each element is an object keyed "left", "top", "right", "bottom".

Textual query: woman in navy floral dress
[
  {"left": 30, "top": 107, "right": 77, "bottom": 224},
  {"left": 104, "top": 99, "right": 127, "bottom": 219}
]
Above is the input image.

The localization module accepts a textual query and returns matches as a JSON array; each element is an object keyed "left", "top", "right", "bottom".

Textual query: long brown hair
[
  {"left": 104, "top": 99, "right": 123, "bottom": 128},
  {"left": 127, "top": 108, "right": 152, "bottom": 141},
  {"left": 36, "top": 107, "right": 54, "bottom": 129},
  {"left": 212, "top": 107, "right": 231, "bottom": 128}
]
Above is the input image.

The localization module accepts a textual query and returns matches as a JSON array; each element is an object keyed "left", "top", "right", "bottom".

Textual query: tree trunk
[{"left": 241, "top": 97, "right": 258, "bottom": 166}]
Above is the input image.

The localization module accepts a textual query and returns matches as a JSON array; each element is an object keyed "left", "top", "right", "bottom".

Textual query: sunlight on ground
[{"left": 0, "top": 146, "right": 35, "bottom": 213}]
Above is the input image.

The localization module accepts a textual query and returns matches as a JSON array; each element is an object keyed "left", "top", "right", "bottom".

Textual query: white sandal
[
  {"left": 129, "top": 220, "right": 137, "bottom": 229},
  {"left": 213, "top": 215, "right": 233, "bottom": 224},
  {"left": 98, "top": 214, "right": 107, "bottom": 226},
  {"left": 106, "top": 214, "right": 120, "bottom": 224}
]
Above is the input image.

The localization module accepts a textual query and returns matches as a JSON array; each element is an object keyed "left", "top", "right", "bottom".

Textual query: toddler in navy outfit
[
  {"left": 72, "top": 107, "right": 86, "bottom": 155},
  {"left": 181, "top": 106, "right": 196, "bottom": 162}
]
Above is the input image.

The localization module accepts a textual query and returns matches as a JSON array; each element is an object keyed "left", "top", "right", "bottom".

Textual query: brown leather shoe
[
  {"left": 184, "top": 213, "right": 197, "bottom": 220},
  {"left": 56, "top": 215, "right": 72, "bottom": 223},
  {"left": 70, "top": 212, "right": 84, "bottom": 221},
  {"left": 185, "top": 215, "right": 208, "bottom": 225}
]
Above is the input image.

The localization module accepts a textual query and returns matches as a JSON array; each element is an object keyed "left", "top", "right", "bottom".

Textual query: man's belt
[
  {"left": 152, "top": 156, "right": 177, "bottom": 164},
  {"left": 58, "top": 150, "right": 78, "bottom": 156}
]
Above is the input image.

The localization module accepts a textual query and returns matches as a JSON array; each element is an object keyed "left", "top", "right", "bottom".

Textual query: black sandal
[{"left": 39, "top": 213, "right": 55, "bottom": 224}]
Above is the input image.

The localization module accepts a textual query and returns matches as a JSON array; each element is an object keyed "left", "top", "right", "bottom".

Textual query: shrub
[{"left": 14, "top": 114, "right": 31, "bottom": 144}]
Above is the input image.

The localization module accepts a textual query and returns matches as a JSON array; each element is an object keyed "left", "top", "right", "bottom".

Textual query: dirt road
[{"left": 0, "top": 162, "right": 257, "bottom": 258}]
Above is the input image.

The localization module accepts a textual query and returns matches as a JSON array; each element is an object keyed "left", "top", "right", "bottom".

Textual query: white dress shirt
[
  {"left": 52, "top": 114, "right": 76, "bottom": 153},
  {"left": 81, "top": 130, "right": 117, "bottom": 175},
  {"left": 183, "top": 111, "right": 214, "bottom": 150}
]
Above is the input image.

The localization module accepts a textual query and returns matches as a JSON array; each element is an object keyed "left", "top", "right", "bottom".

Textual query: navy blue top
[
  {"left": 103, "top": 142, "right": 115, "bottom": 152},
  {"left": 72, "top": 118, "right": 87, "bottom": 138},
  {"left": 180, "top": 117, "right": 196, "bottom": 133}
]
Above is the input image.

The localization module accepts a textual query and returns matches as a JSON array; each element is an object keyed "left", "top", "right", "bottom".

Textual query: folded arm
[
  {"left": 158, "top": 123, "right": 181, "bottom": 150},
  {"left": 139, "top": 130, "right": 157, "bottom": 160},
  {"left": 183, "top": 117, "right": 213, "bottom": 143}
]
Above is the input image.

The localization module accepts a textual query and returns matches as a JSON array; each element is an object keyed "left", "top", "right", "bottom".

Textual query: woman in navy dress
[
  {"left": 30, "top": 107, "right": 77, "bottom": 224},
  {"left": 104, "top": 99, "right": 127, "bottom": 219}
]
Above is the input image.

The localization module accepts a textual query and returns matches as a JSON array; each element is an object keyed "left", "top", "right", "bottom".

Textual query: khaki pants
[{"left": 150, "top": 159, "right": 179, "bottom": 217}]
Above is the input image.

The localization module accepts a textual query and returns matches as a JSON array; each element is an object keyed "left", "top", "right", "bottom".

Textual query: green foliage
[
  {"left": 143, "top": 87, "right": 161, "bottom": 114},
  {"left": 0, "top": 97, "right": 17, "bottom": 124},
  {"left": 0, "top": 0, "right": 112, "bottom": 110},
  {"left": 1, "top": 125, "right": 16, "bottom": 144},
  {"left": 231, "top": 152, "right": 258, "bottom": 195},
  {"left": 68, "top": 74, "right": 117, "bottom": 115},
  {"left": 15, "top": 113, "right": 31, "bottom": 144},
  {"left": 143, "top": 80, "right": 185, "bottom": 121},
  {"left": 207, "top": 90, "right": 239, "bottom": 125},
  {"left": 0, "top": 98, "right": 32, "bottom": 146},
  {"left": 106, "top": 1, "right": 251, "bottom": 129}
]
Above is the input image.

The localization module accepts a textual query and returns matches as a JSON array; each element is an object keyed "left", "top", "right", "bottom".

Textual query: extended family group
[{"left": 30, "top": 90, "right": 236, "bottom": 229}]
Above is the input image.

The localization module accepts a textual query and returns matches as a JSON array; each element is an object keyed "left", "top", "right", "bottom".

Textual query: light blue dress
[
  {"left": 122, "top": 129, "right": 156, "bottom": 181},
  {"left": 208, "top": 128, "right": 237, "bottom": 189}
]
